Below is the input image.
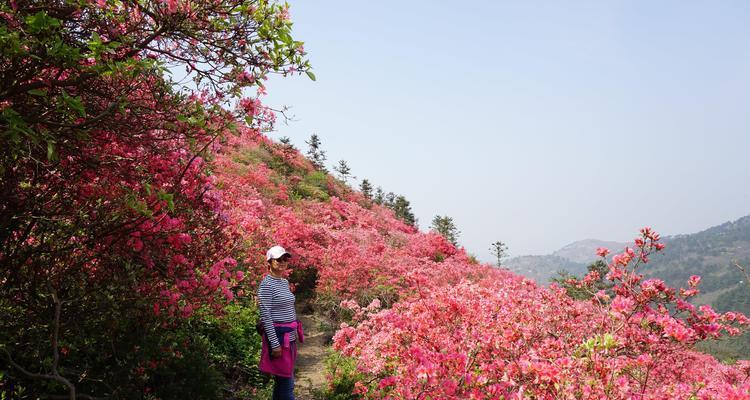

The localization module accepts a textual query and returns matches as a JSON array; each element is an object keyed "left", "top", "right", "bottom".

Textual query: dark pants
[
  {"left": 272, "top": 341, "right": 296, "bottom": 400},
  {"left": 273, "top": 375, "right": 295, "bottom": 400}
]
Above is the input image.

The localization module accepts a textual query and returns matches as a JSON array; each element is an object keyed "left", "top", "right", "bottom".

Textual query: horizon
[
  {"left": 261, "top": 1, "right": 750, "bottom": 261},
  {"left": 509, "top": 212, "right": 750, "bottom": 258}
]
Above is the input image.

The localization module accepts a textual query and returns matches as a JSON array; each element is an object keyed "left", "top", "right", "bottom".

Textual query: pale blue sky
[{"left": 262, "top": 0, "right": 750, "bottom": 261}]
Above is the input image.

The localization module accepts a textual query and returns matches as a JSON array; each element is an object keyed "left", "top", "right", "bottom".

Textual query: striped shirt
[{"left": 257, "top": 274, "right": 297, "bottom": 349}]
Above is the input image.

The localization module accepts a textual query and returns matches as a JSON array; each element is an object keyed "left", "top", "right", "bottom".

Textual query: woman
[{"left": 257, "top": 245, "right": 302, "bottom": 400}]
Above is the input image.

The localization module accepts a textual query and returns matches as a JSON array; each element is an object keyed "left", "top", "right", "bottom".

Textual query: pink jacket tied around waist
[{"left": 259, "top": 320, "right": 304, "bottom": 378}]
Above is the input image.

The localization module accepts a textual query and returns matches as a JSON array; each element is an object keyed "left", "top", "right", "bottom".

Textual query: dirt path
[{"left": 295, "top": 309, "right": 329, "bottom": 399}]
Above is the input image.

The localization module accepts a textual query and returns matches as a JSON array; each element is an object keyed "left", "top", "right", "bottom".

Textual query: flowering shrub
[
  {"left": 207, "top": 121, "right": 750, "bottom": 399},
  {"left": 0, "top": 0, "right": 308, "bottom": 397},
  {"left": 331, "top": 230, "right": 750, "bottom": 399}
]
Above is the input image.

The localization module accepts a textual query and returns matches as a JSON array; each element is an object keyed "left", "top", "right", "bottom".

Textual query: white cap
[{"left": 266, "top": 245, "right": 291, "bottom": 261}]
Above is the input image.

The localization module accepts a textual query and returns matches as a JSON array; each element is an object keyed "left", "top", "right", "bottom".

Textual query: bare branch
[{"left": 733, "top": 261, "right": 750, "bottom": 290}]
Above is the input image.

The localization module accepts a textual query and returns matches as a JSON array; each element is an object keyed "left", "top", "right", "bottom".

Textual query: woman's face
[{"left": 271, "top": 255, "right": 290, "bottom": 274}]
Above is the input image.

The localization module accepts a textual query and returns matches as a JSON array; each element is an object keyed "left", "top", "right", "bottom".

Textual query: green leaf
[
  {"left": 89, "top": 31, "right": 102, "bottom": 48},
  {"left": 61, "top": 90, "right": 86, "bottom": 117},
  {"left": 26, "top": 12, "right": 61, "bottom": 33},
  {"left": 158, "top": 191, "right": 175, "bottom": 212},
  {"left": 46, "top": 141, "right": 57, "bottom": 161},
  {"left": 28, "top": 88, "right": 48, "bottom": 96},
  {"left": 278, "top": 29, "right": 293, "bottom": 45},
  {"left": 305, "top": 70, "right": 316, "bottom": 81}
]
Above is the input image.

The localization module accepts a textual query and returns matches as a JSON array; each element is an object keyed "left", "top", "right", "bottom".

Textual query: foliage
[
  {"left": 0, "top": 0, "right": 309, "bottom": 397},
  {"left": 359, "top": 179, "right": 373, "bottom": 200},
  {"left": 292, "top": 170, "right": 332, "bottom": 201},
  {"left": 489, "top": 240, "right": 508, "bottom": 266},
  {"left": 5, "top": 1, "right": 750, "bottom": 398},
  {"left": 106, "top": 96, "right": 750, "bottom": 399},
  {"left": 552, "top": 259, "right": 614, "bottom": 300},
  {"left": 390, "top": 195, "right": 416, "bottom": 227},
  {"left": 1, "top": 298, "right": 271, "bottom": 399},
  {"left": 333, "top": 230, "right": 750, "bottom": 398},
  {"left": 431, "top": 215, "right": 460, "bottom": 246},
  {"left": 318, "top": 351, "right": 366, "bottom": 400},
  {"left": 641, "top": 217, "right": 750, "bottom": 300},
  {"left": 306, "top": 133, "right": 327, "bottom": 171},
  {"left": 616, "top": 216, "right": 750, "bottom": 359},
  {"left": 373, "top": 186, "right": 385, "bottom": 204},
  {"left": 334, "top": 159, "right": 352, "bottom": 182}
]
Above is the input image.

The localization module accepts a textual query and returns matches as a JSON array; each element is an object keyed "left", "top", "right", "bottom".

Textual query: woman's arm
[{"left": 257, "top": 279, "right": 281, "bottom": 349}]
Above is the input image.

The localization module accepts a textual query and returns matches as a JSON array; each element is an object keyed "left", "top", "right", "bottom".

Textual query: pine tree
[
  {"left": 334, "top": 159, "right": 352, "bottom": 182},
  {"left": 374, "top": 186, "right": 385, "bottom": 204},
  {"left": 431, "top": 215, "right": 460, "bottom": 246},
  {"left": 360, "top": 179, "right": 373, "bottom": 199},
  {"left": 490, "top": 241, "right": 508, "bottom": 266},
  {"left": 385, "top": 192, "right": 396, "bottom": 207},
  {"left": 305, "top": 134, "right": 327, "bottom": 171},
  {"left": 392, "top": 195, "right": 416, "bottom": 226}
]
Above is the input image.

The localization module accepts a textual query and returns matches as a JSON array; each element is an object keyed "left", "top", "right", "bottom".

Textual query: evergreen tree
[
  {"left": 305, "top": 133, "right": 327, "bottom": 171},
  {"left": 392, "top": 195, "right": 416, "bottom": 226},
  {"left": 374, "top": 186, "right": 385, "bottom": 204},
  {"left": 360, "top": 179, "right": 373, "bottom": 199},
  {"left": 334, "top": 159, "right": 352, "bottom": 182},
  {"left": 490, "top": 241, "right": 508, "bottom": 266},
  {"left": 431, "top": 215, "right": 460, "bottom": 246},
  {"left": 385, "top": 191, "right": 396, "bottom": 207}
]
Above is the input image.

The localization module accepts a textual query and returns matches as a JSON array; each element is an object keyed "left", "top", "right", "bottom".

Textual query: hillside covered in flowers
[
  {"left": 1, "top": 1, "right": 749, "bottom": 399},
  {"left": 212, "top": 128, "right": 750, "bottom": 399}
]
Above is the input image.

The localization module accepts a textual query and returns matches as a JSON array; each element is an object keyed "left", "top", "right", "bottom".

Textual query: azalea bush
[
  {"left": 331, "top": 230, "right": 750, "bottom": 399},
  {"left": 0, "top": 0, "right": 309, "bottom": 397}
]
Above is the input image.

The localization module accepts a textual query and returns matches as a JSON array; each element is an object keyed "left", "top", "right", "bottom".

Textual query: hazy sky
[{"left": 261, "top": 0, "right": 750, "bottom": 261}]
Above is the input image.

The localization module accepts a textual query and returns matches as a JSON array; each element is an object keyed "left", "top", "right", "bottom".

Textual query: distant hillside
[
  {"left": 642, "top": 216, "right": 750, "bottom": 305},
  {"left": 503, "top": 255, "right": 585, "bottom": 284},
  {"left": 507, "top": 217, "right": 750, "bottom": 294},
  {"left": 505, "top": 215, "right": 750, "bottom": 360},
  {"left": 506, "top": 240, "right": 627, "bottom": 284},
  {"left": 552, "top": 239, "right": 628, "bottom": 265}
]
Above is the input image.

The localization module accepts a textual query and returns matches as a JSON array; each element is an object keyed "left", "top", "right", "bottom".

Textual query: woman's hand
[{"left": 271, "top": 347, "right": 282, "bottom": 359}]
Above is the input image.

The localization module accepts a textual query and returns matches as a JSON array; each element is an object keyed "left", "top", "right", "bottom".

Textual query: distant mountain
[
  {"left": 506, "top": 216, "right": 750, "bottom": 294},
  {"left": 505, "top": 215, "right": 750, "bottom": 359},
  {"left": 505, "top": 240, "right": 628, "bottom": 285},
  {"left": 642, "top": 216, "right": 750, "bottom": 308},
  {"left": 502, "top": 255, "right": 585, "bottom": 284},
  {"left": 552, "top": 239, "right": 628, "bottom": 265}
]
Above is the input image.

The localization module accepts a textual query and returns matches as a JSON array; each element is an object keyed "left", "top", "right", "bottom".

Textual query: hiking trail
[{"left": 295, "top": 306, "right": 330, "bottom": 399}]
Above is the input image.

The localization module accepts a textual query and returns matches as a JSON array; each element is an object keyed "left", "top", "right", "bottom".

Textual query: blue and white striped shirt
[{"left": 257, "top": 274, "right": 297, "bottom": 349}]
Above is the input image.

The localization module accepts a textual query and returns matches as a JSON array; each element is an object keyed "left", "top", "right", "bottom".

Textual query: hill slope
[
  {"left": 503, "top": 254, "right": 586, "bottom": 283},
  {"left": 552, "top": 239, "right": 629, "bottom": 264},
  {"left": 210, "top": 131, "right": 750, "bottom": 398},
  {"left": 506, "top": 217, "right": 750, "bottom": 306},
  {"left": 504, "top": 217, "right": 750, "bottom": 360},
  {"left": 644, "top": 216, "right": 750, "bottom": 306}
]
